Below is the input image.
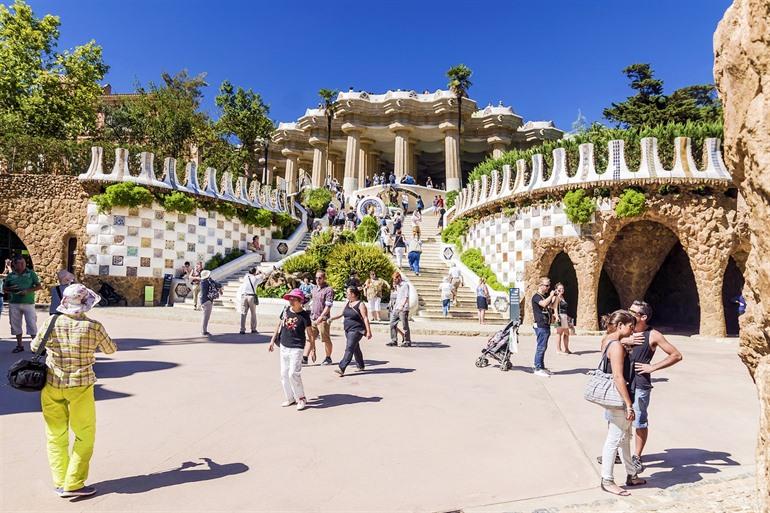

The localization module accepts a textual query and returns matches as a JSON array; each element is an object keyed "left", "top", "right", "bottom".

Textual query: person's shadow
[
  {"left": 307, "top": 394, "right": 382, "bottom": 409},
  {"left": 75, "top": 458, "right": 248, "bottom": 498},
  {"left": 641, "top": 448, "right": 740, "bottom": 488}
]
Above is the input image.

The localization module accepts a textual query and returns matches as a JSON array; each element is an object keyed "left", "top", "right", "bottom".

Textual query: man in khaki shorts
[
  {"left": 304, "top": 271, "right": 334, "bottom": 365},
  {"left": 6, "top": 256, "right": 42, "bottom": 353}
]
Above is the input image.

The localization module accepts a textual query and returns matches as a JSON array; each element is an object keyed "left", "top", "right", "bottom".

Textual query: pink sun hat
[{"left": 282, "top": 288, "right": 307, "bottom": 304}]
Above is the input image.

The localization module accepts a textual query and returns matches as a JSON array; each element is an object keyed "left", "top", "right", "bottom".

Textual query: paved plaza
[{"left": 0, "top": 307, "right": 759, "bottom": 512}]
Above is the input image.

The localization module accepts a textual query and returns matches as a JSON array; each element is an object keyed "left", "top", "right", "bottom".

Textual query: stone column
[
  {"left": 281, "top": 149, "right": 300, "bottom": 195},
  {"left": 342, "top": 124, "right": 363, "bottom": 195},
  {"left": 441, "top": 122, "right": 461, "bottom": 191},
  {"left": 367, "top": 150, "right": 380, "bottom": 181},
  {"left": 389, "top": 123, "right": 412, "bottom": 179},
  {"left": 309, "top": 137, "right": 325, "bottom": 187},
  {"left": 408, "top": 142, "right": 417, "bottom": 177},
  {"left": 488, "top": 136, "right": 511, "bottom": 160},
  {"left": 265, "top": 164, "right": 274, "bottom": 186},
  {"left": 298, "top": 158, "right": 312, "bottom": 190},
  {"left": 358, "top": 138, "right": 375, "bottom": 188}
]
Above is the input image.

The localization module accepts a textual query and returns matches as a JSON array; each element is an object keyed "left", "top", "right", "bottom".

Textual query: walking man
[
  {"left": 532, "top": 277, "right": 557, "bottom": 377},
  {"left": 626, "top": 300, "right": 683, "bottom": 472},
  {"left": 407, "top": 237, "right": 422, "bottom": 276},
  {"left": 306, "top": 271, "right": 334, "bottom": 365},
  {"left": 238, "top": 267, "right": 264, "bottom": 334},
  {"left": 32, "top": 284, "right": 117, "bottom": 497},
  {"left": 388, "top": 272, "right": 412, "bottom": 347},
  {"left": 6, "top": 255, "right": 42, "bottom": 353},
  {"left": 449, "top": 263, "right": 463, "bottom": 306}
]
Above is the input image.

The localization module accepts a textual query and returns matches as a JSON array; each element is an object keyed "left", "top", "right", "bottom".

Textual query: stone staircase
[
  {"left": 398, "top": 212, "right": 506, "bottom": 323},
  {"left": 295, "top": 231, "right": 312, "bottom": 252}
]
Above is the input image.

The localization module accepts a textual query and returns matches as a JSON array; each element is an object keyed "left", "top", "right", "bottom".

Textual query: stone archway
[
  {"left": 597, "top": 267, "right": 622, "bottom": 323},
  {"left": 548, "top": 252, "right": 578, "bottom": 320},
  {"left": 723, "top": 252, "right": 747, "bottom": 336},
  {"left": 644, "top": 242, "right": 701, "bottom": 333},
  {"left": 0, "top": 224, "right": 32, "bottom": 268}
]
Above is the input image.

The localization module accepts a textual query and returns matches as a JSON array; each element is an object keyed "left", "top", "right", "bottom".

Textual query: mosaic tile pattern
[{"left": 84, "top": 202, "right": 271, "bottom": 278}]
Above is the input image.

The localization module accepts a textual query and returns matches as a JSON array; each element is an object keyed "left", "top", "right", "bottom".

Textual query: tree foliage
[
  {"left": 301, "top": 186, "right": 333, "bottom": 217},
  {"left": 603, "top": 63, "right": 722, "bottom": 129},
  {"left": 0, "top": 0, "right": 108, "bottom": 138}
]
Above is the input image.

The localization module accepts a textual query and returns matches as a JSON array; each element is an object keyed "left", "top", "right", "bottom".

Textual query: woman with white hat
[
  {"left": 31, "top": 284, "right": 117, "bottom": 498},
  {"left": 199, "top": 270, "right": 222, "bottom": 336},
  {"left": 268, "top": 288, "right": 312, "bottom": 411}
]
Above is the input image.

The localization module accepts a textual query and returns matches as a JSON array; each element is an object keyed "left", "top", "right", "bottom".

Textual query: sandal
[
  {"left": 626, "top": 474, "right": 647, "bottom": 486},
  {"left": 600, "top": 478, "right": 630, "bottom": 496},
  {"left": 12, "top": 345, "right": 24, "bottom": 353}
]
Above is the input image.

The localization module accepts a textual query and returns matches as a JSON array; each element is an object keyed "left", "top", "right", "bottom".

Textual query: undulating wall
[{"left": 714, "top": 0, "right": 770, "bottom": 509}]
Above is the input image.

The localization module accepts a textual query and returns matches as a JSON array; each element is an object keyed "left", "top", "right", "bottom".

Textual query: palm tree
[
  {"left": 446, "top": 64, "right": 473, "bottom": 184},
  {"left": 318, "top": 88, "right": 338, "bottom": 183}
]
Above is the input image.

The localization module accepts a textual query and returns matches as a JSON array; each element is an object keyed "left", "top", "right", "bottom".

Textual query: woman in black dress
[{"left": 330, "top": 287, "right": 372, "bottom": 376}]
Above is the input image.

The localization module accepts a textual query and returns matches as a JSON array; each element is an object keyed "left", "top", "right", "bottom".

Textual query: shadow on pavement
[
  {"left": 74, "top": 458, "right": 249, "bottom": 497},
  {"left": 409, "top": 342, "right": 450, "bottom": 349},
  {"left": 93, "top": 360, "right": 178, "bottom": 379},
  {"left": 112, "top": 333, "right": 271, "bottom": 351},
  {"left": 642, "top": 448, "right": 740, "bottom": 489},
  {"left": 356, "top": 367, "right": 415, "bottom": 375},
  {"left": 552, "top": 368, "right": 593, "bottom": 376},
  {"left": 570, "top": 350, "right": 600, "bottom": 356},
  {"left": 0, "top": 385, "right": 130, "bottom": 416},
  {"left": 308, "top": 394, "right": 383, "bottom": 409}
]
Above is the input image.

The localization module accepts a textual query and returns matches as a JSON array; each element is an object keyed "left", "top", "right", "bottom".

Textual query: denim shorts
[{"left": 633, "top": 388, "right": 651, "bottom": 429}]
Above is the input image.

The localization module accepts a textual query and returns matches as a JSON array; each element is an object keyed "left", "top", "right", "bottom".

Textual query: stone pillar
[
  {"left": 265, "top": 164, "right": 274, "bottom": 186},
  {"left": 309, "top": 137, "right": 325, "bottom": 187},
  {"left": 488, "top": 136, "right": 511, "bottom": 160},
  {"left": 441, "top": 122, "right": 461, "bottom": 191},
  {"left": 281, "top": 149, "right": 300, "bottom": 195},
  {"left": 358, "top": 138, "right": 374, "bottom": 188},
  {"left": 342, "top": 124, "right": 362, "bottom": 195},
  {"left": 408, "top": 142, "right": 417, "bottom": 177},
  {"left": 298, "top": 158, "right": 312, "bottom": 189},
  {"left": 367, "top": 150, "right": 380, "bottom": 181},
  {"left": 390, "top": 123, "right": 412, "bottom": 179}
]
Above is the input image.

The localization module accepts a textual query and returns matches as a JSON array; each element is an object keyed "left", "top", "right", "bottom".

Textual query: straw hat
[{"left": 57, "top": 284, "right": 101, "bottom": 315}]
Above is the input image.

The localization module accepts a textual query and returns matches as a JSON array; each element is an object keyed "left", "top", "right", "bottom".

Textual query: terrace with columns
[{"left": 444, "top": 135, "right": 748, "bottom": 337}]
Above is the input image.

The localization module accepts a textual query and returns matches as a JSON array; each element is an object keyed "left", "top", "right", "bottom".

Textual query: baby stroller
[
  {"left": 475, "top": 321, "right": 518, "bottom": 371},
  {"left": 96, "top": 280, "right": 127, "bottom": 306}
]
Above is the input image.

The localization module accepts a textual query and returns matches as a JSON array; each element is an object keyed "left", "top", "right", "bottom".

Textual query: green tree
[
  {"left": 318, "top": 88, "right": 338, "bottom": 183},
  {"left": 446, "top": 64, "right": 472, "bottom": 189},
  {"left": 603, "top": 63, "right": 722, "bottom": 129},
  {"left": 0, "top": 0, "right": 108, "bottom": 138},
  {"left": 101, "top": 69, "right": 209, "bottom": 158},
  {"left": 215, "top": 81, "right": 273, "bottom": 178}
]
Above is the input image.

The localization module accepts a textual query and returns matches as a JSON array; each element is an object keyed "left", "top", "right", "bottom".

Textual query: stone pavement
[{"left": 0, "top": 306, "right": 760, "bottom": 512}]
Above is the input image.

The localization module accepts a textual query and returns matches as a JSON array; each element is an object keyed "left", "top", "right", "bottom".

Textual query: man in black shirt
[{"left": 532, "top": 277, "right": 557, "bottom": 377}]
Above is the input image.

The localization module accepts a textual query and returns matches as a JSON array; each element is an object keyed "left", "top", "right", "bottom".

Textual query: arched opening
[
  {"left": 66, "top": 236, "right": 78, "bottom": 274},
  {"left": 597, "top": 267, "right": 621, "bottom": 324},
  {"left": 548, "top": 251, "right": 578, "bottom": 320},
  {"left": 722, "top": 254, "right": 746, "bottom": 336},
  {"left": 0, "top": 224, "right": 32, "bottom": 268},
  {"left": 644, "top": 242, "right": 700, "bottom": 332}
]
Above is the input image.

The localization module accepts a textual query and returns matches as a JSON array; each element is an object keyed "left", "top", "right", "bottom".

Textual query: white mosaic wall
[
  {"left": 462, "top": 198, "right": 613, "bottom": 291},
  {"left": 84, "top": 202, "right": 273, "bottom": 278}
]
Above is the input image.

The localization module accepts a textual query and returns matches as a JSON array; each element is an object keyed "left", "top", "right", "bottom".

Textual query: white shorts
[
  {"left": 368, "top": 297, "right": 382, "bottom": 313},
  {"left": 9, "top": 303, "right": 38, "bottom": 337}
]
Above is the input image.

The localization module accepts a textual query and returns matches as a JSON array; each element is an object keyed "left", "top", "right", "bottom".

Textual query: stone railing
[
  {"left": 78, "top": 146, "right": 294, "bottom": 216},
  {"left": 452, "top": 136, "right": 732, "bottom": 219}
]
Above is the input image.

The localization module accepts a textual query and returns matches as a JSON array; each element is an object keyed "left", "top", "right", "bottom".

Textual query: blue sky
[{"left": 27, "top": 0, "right": 730, "bottom": 130}]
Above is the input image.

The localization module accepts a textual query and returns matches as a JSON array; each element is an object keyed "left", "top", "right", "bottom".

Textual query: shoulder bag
[
  {"left": 583, "top": 340, "right": 625, "bottom": 409},
  {"left": 8, "top": 314, "right": 60, "bottom": 392}
]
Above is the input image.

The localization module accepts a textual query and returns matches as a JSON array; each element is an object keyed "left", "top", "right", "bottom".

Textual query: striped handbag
[{"left": 583, "top": 340, "right": 625, "bottom": 409}]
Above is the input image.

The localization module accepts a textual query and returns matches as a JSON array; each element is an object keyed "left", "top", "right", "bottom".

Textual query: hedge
[
  {"left": 325, "top": 243, "right": 396, "bottom": 299},
  {"left": 460, "top": 248, "right": 506, "bottom": 292},
  {"left": 355, "top": 215, "right": 379, "bottom": 243},
  {"left": 441, "top": 217, "right": 470, "bottom": 248}
]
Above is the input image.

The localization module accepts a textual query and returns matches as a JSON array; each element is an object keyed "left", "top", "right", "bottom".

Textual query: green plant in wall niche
[
  {"left": 441, "top": 218, "right": 470, "bottom": 249},
  {"left": 563, "top": 189, "right": 597, "bottom": 225},
  {"left": 355, "top": 215, "right": 379, "bottom": 243},
  {"left": 658, "top": 183, "right": 680, "bottom": 196},
  {"left": 161, "top": 191, "right": 197, "bottom": 214},
  {"left": 592, "top": 187, "right": 611, "bottom": 198},
  {"left": 446, "top": 190, "right": 459, "bottom": 209},
  {"left": 92, "top": 182, "right": 154, "bottom": 213},
  {"left": 615, "top": 188, "right": 647, "bottom": 218},
  {"left": 501, "top": 206, "right": 517, "bottom": 218},
  {"left": 692, "top": 185, "right": 713, "bottom": 196}
]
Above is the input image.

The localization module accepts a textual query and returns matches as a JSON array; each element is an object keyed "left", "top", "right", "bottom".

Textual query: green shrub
[
  {"left": 615, "top": 188, "right": 647, "bottom": 218},
  {"left": 502, "top": 206, "right": 517, "bottom": 218},
  {"left": 355, "top": 215, "right": 379, "bottom": 243},
  {"left": 92, "top": 182, "right": 154, "bottom": 213},
  {"left": 162, "top": 191, "right": 197, "bottom": 214},
  {"left": 255, "top": 284, "right": 291, "bottom": 299},
  {"left": 693, "top": 185, "right": 713, "bottom": 196},
  {"left": 204, "top": 248, "right": 245, "bottom": 270},
  {"left": 325, "top": 243, "right": 396, "bottom": 299},
  {"left": 282, "top": 252, "right": 321, "bottom": 275},
  {"left": 302, "top": 188, "right": 333, "bottom": 217},
  {"left": 563, "top": 189, "right": 597, "bottom": 225},
  {"left": 306, "top": 228, "right": 356, "bottom": 265},
  {"left": 460, "top": 248, "right": 506, "bottom": 292},
  {"left": 239, "top": 208, "right": 273, "bottom": 227},
  {"left": 441, "top": 218, "right": 470, "bottom": 248},
  {"left": 213, "top": 201, "right": 239, "bottom": 220},
  {"left": 658, "top": 183, "right": 680, "bottom": 196},
  {"left": 446, "top": 190, "right": 459, "bottom": 209}
]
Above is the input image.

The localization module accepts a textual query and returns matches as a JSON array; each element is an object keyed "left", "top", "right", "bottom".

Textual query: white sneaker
[
  {"left": 296, "top": 398, "right": 307, "bottom": 411},
  {"left": 281, "top": 400, "right": 297, "bottom": 407},
  {"left": 534, "top": 369, "right": 550, "bottom": 377}
]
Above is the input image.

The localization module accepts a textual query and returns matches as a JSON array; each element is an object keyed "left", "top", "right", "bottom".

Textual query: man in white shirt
[
  {"left": 449, "top": 263, "right": 463, "bottom": 306},
  {"left": 387, "top": 272, "right": 411, "bottom": 347},
  {"left": 238, "top": 267, "right": 265, "bottom": 334},
  {"left": 438, "top": 277, "right": 453, "bottom": 317}
]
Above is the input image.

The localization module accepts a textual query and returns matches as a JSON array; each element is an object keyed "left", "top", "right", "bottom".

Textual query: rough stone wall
[
  {"left": 523, "top": 193, "right": 744, "bottom": 335},
  {"left": 0, "top": 175, "right": 92, "bottom": 302},
  {"left": 714, "top": 1, "right": 770, "bottom": 509}
]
